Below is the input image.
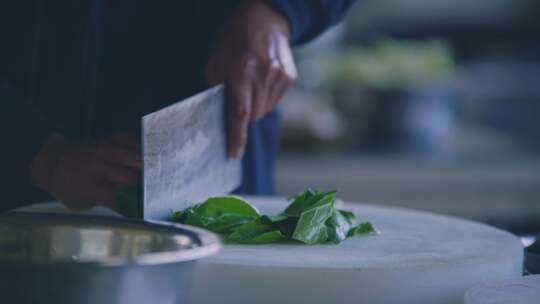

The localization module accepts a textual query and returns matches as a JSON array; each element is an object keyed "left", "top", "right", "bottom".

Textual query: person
[{"left": 0, "top": 0, "right": 357, "bottom": 212}]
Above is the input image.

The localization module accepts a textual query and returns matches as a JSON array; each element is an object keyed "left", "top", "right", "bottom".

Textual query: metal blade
[{"left": 142, "top": 85, "right": 241, "bottom": 220}]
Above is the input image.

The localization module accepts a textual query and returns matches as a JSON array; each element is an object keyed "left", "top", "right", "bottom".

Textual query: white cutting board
[
  {"left": 465, "top": 275, "right": 540, "bottom": 304},
  {"left": 189, "top": 197, "right": 524, "bottom": 304}
]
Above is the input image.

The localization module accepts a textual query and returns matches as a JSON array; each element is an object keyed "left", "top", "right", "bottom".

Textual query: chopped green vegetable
[
  {"left": 178, "top": 196, "right": 259, "bottom": 234},
  {"left": 325, "top": 209, "right": 356, "bottom": 244},
  {"left": 171, "top": 189, "right": 377, "bottom": 245},
  {"left": 245, "top": 230, "right": 286, "bottom": 244},
  {"left": 171, "top": 204, "right": 199, "bottom": 223},
  {"left": 267, "top": 215, "right": 298, "bottom": 238},
  {"left": 226, "top": 217, "right": 274, "bottom": 243},
  {"left": 348, "top": 222, "right": 377, "bottom": 237},
  {"left": 225, "top": 214, "right": 295, "bottom": 244},
  {"left": 338, "top": 210, "right": 357, "bottom": 224},
  {"left": 284, "top": 189, "right": 336, "bottom": 217},
  {"left": 282, "top": 189, "right": 315, "bottom": 217},
  {"left": 291, "top": 197, "right": 334, "bottom": 244}
]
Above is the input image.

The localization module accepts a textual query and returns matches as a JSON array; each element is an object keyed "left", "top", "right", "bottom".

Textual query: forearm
[{"left": 266, "top": 0, "right": 358, "bottom": 44}]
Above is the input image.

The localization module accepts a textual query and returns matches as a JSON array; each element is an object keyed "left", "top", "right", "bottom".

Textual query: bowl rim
[{"left": 0, "top": 211, "right": 221, "bottom": 267}]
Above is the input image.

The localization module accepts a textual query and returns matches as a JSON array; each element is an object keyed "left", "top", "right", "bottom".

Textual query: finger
[
  {"left": 63, "top": 183, "right": 116, "bottom": 210},
  {"left": 96, "top": 142, "right": 142, "bottom": 169},
  {"left": 268, "top": 43, "right": 297, "bottom": 111},
  {"left": 266, "top": 66, "right": 290, "bottom": 113},
  {"left": 227, "top": 78, "right": 252, "bottom": 159},
  {"left": 278, "top": 37, "right": 298, "bottom": 82},
  {"left": 251, "top": 62, "right": 277, "bottom": 121},
  {"left": 103, "top": 164, "right": 141, "bottom": 188}
]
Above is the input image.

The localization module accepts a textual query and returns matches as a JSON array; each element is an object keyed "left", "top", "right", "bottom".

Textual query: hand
[
  {"left": 31, "top": 133, "right": 142, "bottom": 210},
  {"left": 206, "top": 0, "right": 297, "bottom": 158}
]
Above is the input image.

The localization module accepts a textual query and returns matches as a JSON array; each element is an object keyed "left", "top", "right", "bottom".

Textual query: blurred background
[{"left": 275, "top": 0, "right": 540, "bottom": 242}]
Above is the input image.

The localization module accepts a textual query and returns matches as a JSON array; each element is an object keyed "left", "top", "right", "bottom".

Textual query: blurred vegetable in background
[
  {"left": 282, "top": 38, "right": 457, "bottom": 155},
  {"left": 298, "top": 38, "right": 454, "bottom": 90}
]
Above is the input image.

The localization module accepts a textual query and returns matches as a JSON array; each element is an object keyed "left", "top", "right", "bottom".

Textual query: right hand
[{"left": 31, "top": 133, "right": 142, "bottom": 210}]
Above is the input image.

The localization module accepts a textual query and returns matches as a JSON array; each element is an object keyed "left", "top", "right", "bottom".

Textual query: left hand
[
  {"left": 30, "top": 133, "right": 142, "bottom": 210},
  {"left": 206, "top": 0, "right": 297, "bottom": 158}
]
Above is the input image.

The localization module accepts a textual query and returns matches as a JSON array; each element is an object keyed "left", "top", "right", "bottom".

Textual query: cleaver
[{"left": 142, "top": 85, "right": 241, "bottom": 220}]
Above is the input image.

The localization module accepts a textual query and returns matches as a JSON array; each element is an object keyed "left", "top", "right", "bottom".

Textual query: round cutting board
[
  {"left": 464, "top": 275, "right": 540, "bottom": 304},
  {"left": 190, "top": 197, "right": 523, "bottom": 304}
]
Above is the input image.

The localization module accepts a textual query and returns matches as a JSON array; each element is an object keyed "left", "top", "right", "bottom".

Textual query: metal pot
[{"left": 0, "top": 212, "right": 220, "bottom": 304}]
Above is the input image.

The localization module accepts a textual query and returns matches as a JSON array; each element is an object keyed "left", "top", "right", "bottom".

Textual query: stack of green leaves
[{"left": 171, "top": 189, "right": 377, "bottom": 245}]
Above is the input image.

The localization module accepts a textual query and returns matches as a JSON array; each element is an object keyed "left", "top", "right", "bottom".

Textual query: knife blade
[{"left": 142, "top": 85, "right": 241, "bottom": 220}]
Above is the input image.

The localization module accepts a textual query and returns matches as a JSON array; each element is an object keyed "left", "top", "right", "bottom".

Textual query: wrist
[{"left": 255, "top": 0, "right": 292, "bottom": 40}]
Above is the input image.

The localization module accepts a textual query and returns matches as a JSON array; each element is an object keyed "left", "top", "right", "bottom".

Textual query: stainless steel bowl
[{"left": 0, "top": 212, "right": 220, "bottom": 304}]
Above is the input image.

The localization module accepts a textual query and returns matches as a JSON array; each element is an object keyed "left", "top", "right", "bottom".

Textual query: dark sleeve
[
  {"left": 267, "top": 0, "right": 358, "bottom": 44},
  {"left": 0, "top": 1, "right": 55, "bottom": 211}
]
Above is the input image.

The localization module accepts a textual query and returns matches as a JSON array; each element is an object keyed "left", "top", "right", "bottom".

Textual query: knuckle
[
  {"left": 262, "top": 59, "right": 280, "bottom": 74},
  {"left": 269, "top": 59, "right": 282, "bottom": 72},
  {"left": 238, "top": 55, "right": 257, "bottom": 71}
]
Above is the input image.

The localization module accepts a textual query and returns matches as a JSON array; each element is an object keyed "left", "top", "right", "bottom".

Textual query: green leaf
[
  {"left": 171, "top": 204, "right": 199, "bottom": 223},
  {"left": 326, "top": 209, "right": 355, "bottom": 244},
  {"left": 348, "top": 222, "right": 377, "bottom": 237},
  {"left": 243, "top": 230, "right": 285, "bottom": 244},
  {"left": 284, "top": 189, "right": 337, "bottom": 217},
  {"left": 226, "top": 217, "right": 273, "bottom": 243},
  {"left": 283, "top": 189, "right": 316, "bottom": 217},
  {"left": 272, "top": 217, "right": 298, "bottom": 238},
  {"left": 258, "top": 215, "right": 297, "bottom": 238},
  {"left": 169, "top": 189, "right": 378, "bottom": 246},
  {"left": 292, "top": 198, "right": 335, "bottom": 244},
  {"left": 116, "top": 186, "right": 143, "bottom": 219},
  {"left": 338, "top": 210, "right": 357, "bottom": 224},
  {"left": 227, "top": 222, "right": 285, "bottom": 244},
  {"left": 184, "top": 196, "right": 260, "bottom": 234},
  {"left": 226, "top": 214, "right": 294, "bottom": 244}
]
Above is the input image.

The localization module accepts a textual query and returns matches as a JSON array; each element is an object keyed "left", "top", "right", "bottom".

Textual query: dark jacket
[{"left": 0, "top": 0, "right": 356, "bottom": 211}]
